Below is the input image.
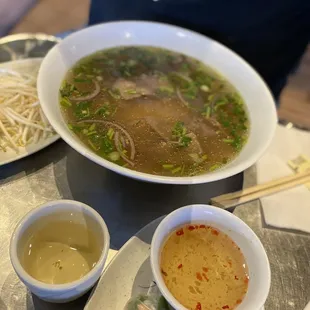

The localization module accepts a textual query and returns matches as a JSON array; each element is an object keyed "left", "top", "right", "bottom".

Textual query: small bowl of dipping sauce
[
  {"left": 10, "top": 200, "right": 110, "bottom": 303},
  {"left": 151, "top": 204, "right": 270, "bottom": 310}
]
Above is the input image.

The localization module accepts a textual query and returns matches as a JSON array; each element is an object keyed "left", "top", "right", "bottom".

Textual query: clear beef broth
[{"left": 60, "top": 46, "right": 249, "bottom": 176}]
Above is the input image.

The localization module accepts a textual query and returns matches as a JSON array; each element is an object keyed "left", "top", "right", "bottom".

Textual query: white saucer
[{"left": 85, "top": 217, "right": 265, "bottom": 310}]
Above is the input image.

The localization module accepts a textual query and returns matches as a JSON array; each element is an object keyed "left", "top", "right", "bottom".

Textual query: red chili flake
[
  {"left": 199, "top": 224, "right": 206, "bottom": 228},
  {"left": 195, "top": 302, "right": 202, "bottom": 310},
  {"left": 222, "top": 305, "right": 229, "bottom": 309},
  {"left": 244, "top": 277, "right": 249, "bottom": 284},
  {"left": 211, "top": 229, "right": 219, "bottom": 236},
  {"left": 176, "top": 228, "right": 184, "bottom": 236},
  {"left": 178, "top": 264, "right": 183, "bottom": 269},
  {"left": 202, "top": 273, "right": 209, "bottom": 281},
  {"left": 202, "top": 267, "right": 208, "bottom": 272},
  {"left": 196, "top": 272, "right": 203, "bottom": 281},
  {"left": 188, "top": 225, "right": 195, "bottom": 231},
  {"left": 236, "top": 299, "right": 242, "bottom": 304},
  {"left": 161, "top": 269, "right": 168, "bottom": 276},
  {"left": 234, "top": 275, "right": 239, "bottom": 280}
]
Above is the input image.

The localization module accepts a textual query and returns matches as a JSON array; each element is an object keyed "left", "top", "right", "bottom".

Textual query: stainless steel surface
[
  {"left": 0, "top": 139, "right": 309, "bottom": 309},
  {"left": 0, "top": 33, "right": 59, "bottom": 63}
]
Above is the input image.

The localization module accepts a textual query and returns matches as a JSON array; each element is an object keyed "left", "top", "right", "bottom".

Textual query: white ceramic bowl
[
  {"left": 37, "top": 21, "right": 277, "bottom": 184},
  {"left": 150, "top": 205, "right": 271, "bottom": 310},
  {"left": 10, "top": 200, "right": 110, "bottom": 303}
]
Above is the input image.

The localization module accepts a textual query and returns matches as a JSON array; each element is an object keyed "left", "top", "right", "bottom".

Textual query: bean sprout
[{"left": 0, "top": 64, "right": 55, "bottom": 153}]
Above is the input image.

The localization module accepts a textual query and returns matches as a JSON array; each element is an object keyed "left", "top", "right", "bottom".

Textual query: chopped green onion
[
  {"left": 200, "top": 85, "right": 210, "bottom": 92},
  {"left": 107, "top": 128, "right": 115, "bottom": 140},
  {"left": 209, "top": 164, "right": 220, "bottom": 172},
  {"left": 86, "top": 131, "right": 97, "bottom": 136},
  {"left": 126, "top": 89, "right": 137, "bottom": 94},
  {"left": 172, "top": 166, "right": 182, "bottom": 174},
  {"left": 81, "top": 108, "right": 90, "bottom": 116},
  {"left": 180, "top": 135, "right": 192, "bottom": 147},
  {"left": 201, "top": 154, "right": 208, "bottom": 161},
  {"left": 172, "top": 122, "right": 192, "bottom": 147},
  {"left": 157, "top": 86, "right": 175, "bottom": 96},
  {"left": 60, "top": 97, "right": 72, "bottom": 107},
  {"left": 89, "top": 123, "right": 96, "bottom": 131},
  {"left": 100, "top": 136, "right": 114, "bottom": 154},
  {"left": 108, "top": 151, "right": 120, "bottom": 161},
  {"left": 207, "top": 94, "right": 216, "bottom": 102},
  {"left": 162, "top": 164, "right": 174, "bottom": 169},
  {"left": 95, "top": 102, "right": 115, "bottom": 118},
  {"left": 88, "top": 139, "right": 99, "bottom": 151},
  {"left": 204, "top": 106, "right": 211, "bottom": 118}
]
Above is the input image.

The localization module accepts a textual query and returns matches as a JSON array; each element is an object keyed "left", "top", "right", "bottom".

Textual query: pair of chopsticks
[{"left": 210, "top": 170, "right": 310, "bottom": 209}]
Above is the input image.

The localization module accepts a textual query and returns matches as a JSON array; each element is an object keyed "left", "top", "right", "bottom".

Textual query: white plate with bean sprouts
[{"left": 0, "top": 58, "right": 59, "bottom": 165}]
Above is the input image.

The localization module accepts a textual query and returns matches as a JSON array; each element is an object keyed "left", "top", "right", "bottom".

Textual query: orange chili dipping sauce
[{"left": 160, "top": 224, "right": 249, "bottom": 310}]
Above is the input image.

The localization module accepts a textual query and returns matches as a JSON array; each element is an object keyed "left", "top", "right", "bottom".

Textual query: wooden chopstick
[{"left": 210, "top": 170, "right": 310, "bottom": 209}]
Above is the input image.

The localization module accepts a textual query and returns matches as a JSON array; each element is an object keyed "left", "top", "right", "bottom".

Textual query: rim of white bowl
[
  {"left": 37, "top": 20, "right": 278, "bottom": 185},
  {"left": 150, "top": 204, "right": 271, "bottom": 310},
  {"left": 9, "top": 200, "right": 110, "bottom": 291}
]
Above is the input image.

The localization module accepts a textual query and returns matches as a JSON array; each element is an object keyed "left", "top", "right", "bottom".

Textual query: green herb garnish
[
  {"left": 74, "top": 101, "right": 91, "bottom": 119},
  {"left": 95, "top": 102, "right": 115, "bottom": 118},
  {"left": 172, "top": 166, "right": 182, "bottom": 174},
  {"left": 202, "top": 105, "right": 211, "bottom": 118},
  {"left": 126, "top": 89, "right": 137, "bottom": 94},
  {"left": 209, "top": 164, "right": 221, "bottom": 172},
  {"left": 60, "top": 97, "right": 72, "bottom": 108},
  {"left": 172, "top": 121, "right": 192, "bottom": 147},
  {"left": 107, "top": 127, "right": 115, "bottom": 140},
  {"left": 157, "top": 86, "right": 175, "bottom": 96},
  {"left": 100, "top": 136, "right": 114, "bottom": 154},
  {"left": 162, "top": 164, "right": 174, "bottom": 169},
  {"left": 60, "top": 81, "right": 76, "bottom": 97}
]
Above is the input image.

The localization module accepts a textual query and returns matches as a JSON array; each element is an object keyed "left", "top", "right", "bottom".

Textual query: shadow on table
[
  {"left": 0, "top": 140, "right": 66, "bottom": 183},
  {"left": 56, "top": 145, "right": 243, "bottom": 249},
  {"left": 31, "top": 292, "right": 91, "bottom": 310}
]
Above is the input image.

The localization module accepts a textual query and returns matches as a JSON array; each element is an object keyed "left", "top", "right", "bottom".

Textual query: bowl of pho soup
[{"left": 38, "top": 21, "right": 277, "bottom": 184}]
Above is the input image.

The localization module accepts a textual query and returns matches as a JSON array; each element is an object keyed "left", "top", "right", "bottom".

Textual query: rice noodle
[
  {"left": 70, "top": 80, "right": 100, "bottom": 101},
  {"left": 79, "top": 119, "right": 136, "bottom": 160},
  {"left": 0, "top": 64, "right": 55, "bottom": 153}
]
